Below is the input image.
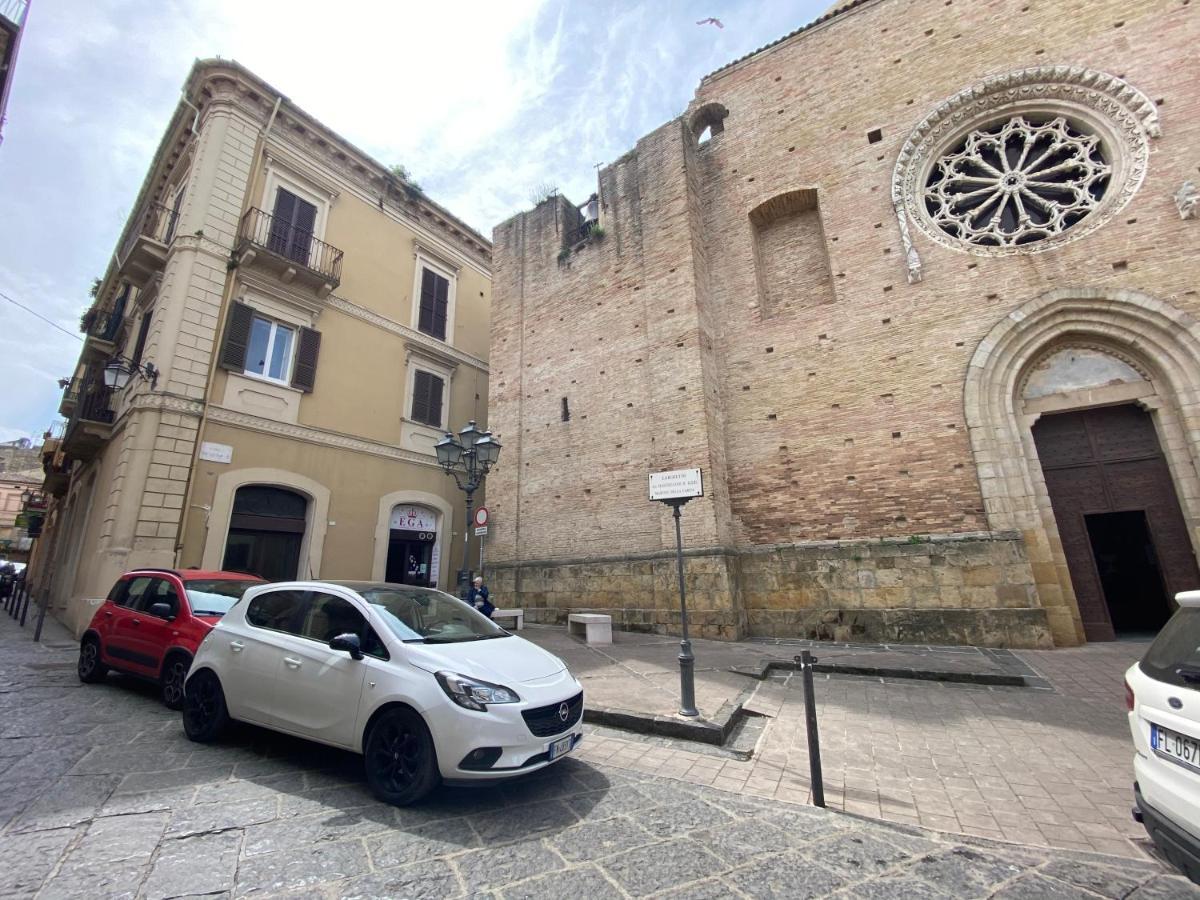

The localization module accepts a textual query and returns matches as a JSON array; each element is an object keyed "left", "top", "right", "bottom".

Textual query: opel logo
[
  {"left": 1170, "top": 697, "right": 1184, "bottom": 710},
  {"left": 558, "top": 702, "right": 570, "bottom": 722}
]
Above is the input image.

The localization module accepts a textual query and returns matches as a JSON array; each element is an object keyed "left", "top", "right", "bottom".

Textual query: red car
[{"left": 77, "top": 568, "right": 265, "bottom": 709}]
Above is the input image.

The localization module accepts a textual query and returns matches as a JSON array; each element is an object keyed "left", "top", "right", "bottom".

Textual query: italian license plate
[
  {"left": 1151, "top": 723, "right": 1200, "bottom": 773},
  {"left": 548, "top": 735, "right": 574, "bottom": 761}
]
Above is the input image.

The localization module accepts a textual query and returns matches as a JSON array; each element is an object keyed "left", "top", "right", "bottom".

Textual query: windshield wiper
[{"left": 422, "top": 634, "right": 488, "bottom": 643}]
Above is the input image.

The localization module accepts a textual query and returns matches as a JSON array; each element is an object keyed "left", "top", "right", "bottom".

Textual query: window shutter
[
  {"left": 411, "top": 371, "right": 432, "bottom": 424},
  {"left": 269, "top": 189, "right": 297, "bottom": 255},
  {"left": 418, "top": 269, "right": 436, "bottom": 335},
  {"left": 218, "top": 301, "right": 254, "bottom": 372},
  {"left": 289, "top": 198, "right": 318, "bottom": 265},
  {"left": 427, "top": 373, "right": 444, "bottom": 426},
  {"left": 290, "top": 326, "right": 321, "bottom": 392},
  {"left": 432, "top": 275, "right": 448, "bottom": 340},
  {"left": 130, "top": 308, "right": 154, "bottom": 366}
]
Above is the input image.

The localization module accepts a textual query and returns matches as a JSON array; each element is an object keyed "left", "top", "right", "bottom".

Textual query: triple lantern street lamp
[{"left": 434, "top": 421, "right": 501, "bottom": 593}]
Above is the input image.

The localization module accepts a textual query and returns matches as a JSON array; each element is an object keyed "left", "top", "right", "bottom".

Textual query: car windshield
[
  {"left": 185, "top": 579, "right": 261, "bottom": 616},
  {"left": 353, "top": 585, "right": 509, "bottom": 644},
  {"left": 1141, "top": 606, "right": 1200, "bottom": 689}
]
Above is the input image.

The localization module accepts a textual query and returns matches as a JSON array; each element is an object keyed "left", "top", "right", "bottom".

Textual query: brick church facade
[{"left": 486, "top": 0, "right": 1200, "bottom": 648}]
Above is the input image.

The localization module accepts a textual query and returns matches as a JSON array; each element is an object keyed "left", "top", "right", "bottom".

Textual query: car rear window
[
  {"left": 185, "top": 579, "right": 260, "bottom": 616},
  {"left": 1140, "top": 607, "right": 1200, "bottom": 688}
]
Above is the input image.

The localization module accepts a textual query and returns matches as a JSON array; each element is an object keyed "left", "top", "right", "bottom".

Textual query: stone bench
[
  {"left": 492, "top": 608, "right": 524, "bottom": 630},
  {"left": 568, "top": 613, "right": 612, "bottom": 645}
]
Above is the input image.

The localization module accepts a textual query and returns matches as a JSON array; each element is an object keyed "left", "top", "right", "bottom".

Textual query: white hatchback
[
  {"left": 1127, "top": 590, "right": 1200, "bottom": 882},
  {"left": 183, "top": 580, "right": 584, "bottom": 805}
]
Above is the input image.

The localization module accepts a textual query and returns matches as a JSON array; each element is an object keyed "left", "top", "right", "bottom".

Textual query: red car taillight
[{"left": 1125, "top": 678, "right": 1135, "bottom": 712}]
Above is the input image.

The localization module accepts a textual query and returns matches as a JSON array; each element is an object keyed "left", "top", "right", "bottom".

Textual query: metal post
[
  {"left": 672, "top": 500, "right": 698, "bottom": 717},
  {"left": 798, "top": 650, "right": 825, "bottom": 807},
  {"left": 462, "top": 488, "right": 474, "bottom": 599}
]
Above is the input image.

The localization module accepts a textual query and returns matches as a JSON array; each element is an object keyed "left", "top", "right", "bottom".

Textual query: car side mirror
[
  {"left": 329, "top": 632, "right": 363, "bottom": 660},
  {"left": 148, "top": 602, "right": 174, "bottom": 620}
]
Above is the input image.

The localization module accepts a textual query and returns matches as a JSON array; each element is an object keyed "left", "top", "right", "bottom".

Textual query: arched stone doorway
[
  {"left": 222, "top": 485, "right": 308, "bottom": 582},
  {"left": 966, "top": 288, "right": 1200, "bottom": 645}
]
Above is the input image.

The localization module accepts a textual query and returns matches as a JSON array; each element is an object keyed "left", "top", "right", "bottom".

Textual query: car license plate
[
  {"left": 548, "top": 735, "right": 574, "bottom": 761},
  {"left": 1151, "top": 723, "right": 1200, "bottom": 773}
]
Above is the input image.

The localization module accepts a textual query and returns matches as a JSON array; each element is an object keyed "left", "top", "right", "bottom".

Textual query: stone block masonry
[{"left": 488, "top": 0, "right": 1200, "bottom": 647}]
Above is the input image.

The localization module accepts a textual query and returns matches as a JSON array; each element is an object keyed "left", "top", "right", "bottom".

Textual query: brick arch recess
[{"left": 965, "top": 287, "right": 1200, "bottom": 646}]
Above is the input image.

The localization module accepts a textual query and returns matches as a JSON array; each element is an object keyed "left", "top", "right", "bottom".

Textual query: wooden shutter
[
  {"left": 432, "top": 274, "right": 448, "bottom": 340},
  {"left": 289, "top": 198, "right": 318, "bottom": 266},
  {"left": 427, "top": 372, "right": 444, "bottom": 425},
  {"left": 290, "top": 326, "right": 321, "bottom": 392},
  {"left": 269, "top": 189, "right": 297, "bottom": 255},
  {"left": 411, "top": 370, "right": 432, "bottom": 424},
  {"left": 418, "top": 269, "right": 437, "bottom": 335},
  {"left": 130, "top": 308, "right": 153, "bottom": 365},
  {"left": 218, "top": 301, "right": 254, "bottom": 371}
]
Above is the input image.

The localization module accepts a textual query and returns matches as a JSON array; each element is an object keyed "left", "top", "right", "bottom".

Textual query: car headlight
[{"left": 435, "top": 671, "right": 521, "bottom": 712}]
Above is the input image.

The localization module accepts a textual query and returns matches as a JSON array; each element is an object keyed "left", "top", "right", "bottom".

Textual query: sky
[{"left": 0, "top": 0, "right": 828, "bottom": 444}]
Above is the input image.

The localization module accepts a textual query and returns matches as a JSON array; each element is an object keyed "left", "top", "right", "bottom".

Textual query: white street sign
[
  {"left": 475, "top": 526, "right": 488, "bottom": 536},
  {"left": 198, "top": 441, "right": 233, "bottom": 464},
  {"left": 648, "top": 468, "right": 704, "bottom": 501}
]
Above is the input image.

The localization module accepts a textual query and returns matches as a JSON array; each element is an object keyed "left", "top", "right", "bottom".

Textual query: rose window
[{"left": 923, "top": 116, "right": 1112, "bottom": 248}]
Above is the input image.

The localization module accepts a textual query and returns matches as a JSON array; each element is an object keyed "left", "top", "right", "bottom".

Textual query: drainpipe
[{"left": 172, "top": 92, "right": 284, "bottom": 567}]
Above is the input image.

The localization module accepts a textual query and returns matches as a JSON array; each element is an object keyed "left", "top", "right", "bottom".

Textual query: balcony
[
  {"left": 79, "top": 307, "right": 123, "bottom": 357},
  {"left": 41, "top": 423, "right": 68, "bottom": 496},
  {"left": 117, "top": 202, "right": 178, "bottom": 288},
  {"left": 236, "top": 208, "right": 343, "bottom": 297},
  {"left": 61, "top": 374, "right": 115, "bottom": 462}
]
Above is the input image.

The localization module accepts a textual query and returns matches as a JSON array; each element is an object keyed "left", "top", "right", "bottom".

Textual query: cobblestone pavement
[
  {"left": 2, "top": 617, "right": 1195, "bottom": 898},
  {"left": 579, "top": 639, "right": 1151, "bottom": 859}
]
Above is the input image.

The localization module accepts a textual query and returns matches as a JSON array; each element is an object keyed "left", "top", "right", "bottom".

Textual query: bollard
[
  {"left": 18, "top": 585, "right": 30, "bottom": 627},
  {"left": 796, "top": 650, "right": 825, "bottom": 808}
]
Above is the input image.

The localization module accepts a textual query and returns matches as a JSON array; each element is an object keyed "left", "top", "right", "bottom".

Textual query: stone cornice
[
  {"left": 325, "top": 295, "right": 489, "bottom": 373},
  {"left": 206, "top": 406, "right": 443, "bottom": 470}
]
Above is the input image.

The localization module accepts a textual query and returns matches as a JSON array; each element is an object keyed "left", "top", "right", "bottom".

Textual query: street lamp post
[{"left": 434, "top": 421, "right": 501, "bottom": 596}]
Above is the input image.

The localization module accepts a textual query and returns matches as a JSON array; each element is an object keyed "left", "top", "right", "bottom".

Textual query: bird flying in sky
[{"left": 696, "top": 17, "right": 724, "bottom": 28}]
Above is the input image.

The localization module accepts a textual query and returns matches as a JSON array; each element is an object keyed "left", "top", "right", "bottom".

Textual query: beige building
[
  {"left": 0, "top": 466, "right": 42, "bottom": 561},
  {"left": 488, "top": 0, "right": 1200, "bottom": 648},
  {"left": 39, "top": 60, "right": 493, "bottom": 636}
]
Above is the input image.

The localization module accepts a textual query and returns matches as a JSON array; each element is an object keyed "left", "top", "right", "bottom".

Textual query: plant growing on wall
[{"left": 529, "top": 182, "right": 558, "bottom": 206}]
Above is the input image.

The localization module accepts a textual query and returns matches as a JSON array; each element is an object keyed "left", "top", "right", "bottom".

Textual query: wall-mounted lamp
[{"left": 103, "top": 356, "right": 158, "bottom": 391}]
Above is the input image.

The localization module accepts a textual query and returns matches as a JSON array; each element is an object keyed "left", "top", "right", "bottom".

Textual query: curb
[
  {"left": 729, "top": 658, "right": 1029, "bottom": 687},
  {"left": 583, "top": 685, "right": 753, "bottom": 745}
]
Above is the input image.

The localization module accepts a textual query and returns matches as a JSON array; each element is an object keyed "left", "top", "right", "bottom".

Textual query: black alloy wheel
[
  {"left": 160, "top": 654, "right": 190, "bottom": 710},
  {"left": 364, "top": 708, "right": 440, "bottom": 806},
  {"left": 77, "top": 637, "right": 108, "bottom": 684},
  {"left": 182, "top": 669, "right": 229, "bottom": 743}
]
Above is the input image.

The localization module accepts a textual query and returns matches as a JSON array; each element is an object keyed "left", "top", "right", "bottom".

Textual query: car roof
[
  {"left": 328, "top": 581, "right": 448, "bottom": 594},
  {"left": 125, "top": 568, "right": 265, "bottom": 583}
]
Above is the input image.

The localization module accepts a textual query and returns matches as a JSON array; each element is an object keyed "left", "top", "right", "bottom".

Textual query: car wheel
[
  {"left": 182, "top": 669, "right": 229, "bottom": 743},
  {"left": 160, "top": 654, "right": 190, "bottom": 710},
  {"left": 364, "top": 708, "right": 440, "bottom": 806},
  {"left": 77, "top": 636, "right": 108, "bottom": 684}
]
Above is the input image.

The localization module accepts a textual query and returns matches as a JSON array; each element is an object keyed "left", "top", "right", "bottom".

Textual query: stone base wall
[
  {"left": 487, "top": 550, "right": 747, "bottom": 640},
  {"left": 488, "top": 531, "right": 1054, "bottom": 648}
]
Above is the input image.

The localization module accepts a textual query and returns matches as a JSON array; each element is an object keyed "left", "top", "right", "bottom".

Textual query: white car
[
  {"left": 1126, "top": 590, "right": 1200, "bottom": 882},
  {"left": 183, "top": 580, "right": 584, "bottom": 805}
]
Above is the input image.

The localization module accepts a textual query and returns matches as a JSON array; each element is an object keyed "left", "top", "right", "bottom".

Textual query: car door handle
[
  {"left": 229, "top": 640, "right": 245, "bottom": 652},
  {"left": 284, "top": 657, "right": 302, "bottom": 669},
  {"left": 104, "top": 611, "right": 113, "bottom": 618},
  {"left": 131, "top": 618, "right": 141, "bottom": 626}
]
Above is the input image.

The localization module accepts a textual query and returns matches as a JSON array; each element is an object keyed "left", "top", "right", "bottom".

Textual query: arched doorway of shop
[
  {"left": 222, "top": 485, "right": 308, "bottom": 582},
  {"left": 1032, "top": 404, "right": 1200, "bottom": 640},
  {"left": 385, "top": 504, "right": 439, "bottom": 587}
]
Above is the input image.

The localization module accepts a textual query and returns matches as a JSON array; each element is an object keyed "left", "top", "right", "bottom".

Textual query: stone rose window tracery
[
  {"left": 924, "top": 116, "right": 1111, "bottom": 248},
  {"left": 890, "top": 67, "right": 1160, "bottom": 281}
]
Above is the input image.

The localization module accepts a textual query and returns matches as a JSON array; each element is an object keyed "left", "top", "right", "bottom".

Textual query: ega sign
[{"left": 648, "top": 468, "right": 704, "bottom": 502}]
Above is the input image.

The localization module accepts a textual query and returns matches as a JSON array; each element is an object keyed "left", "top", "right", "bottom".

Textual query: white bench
[
  {"left": 568, "top": 613, "right": 612, "bottom": 645},
  {"left": 493, "top": 608, "right": 524, "bottom": 630}
]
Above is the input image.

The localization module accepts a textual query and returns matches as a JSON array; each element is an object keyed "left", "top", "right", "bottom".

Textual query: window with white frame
[
  {"left": 245, "top": 314, "right": 295, "bottom": 383},
  {"left": 411, "top": 254, "right": 457, "bottom": 344}
]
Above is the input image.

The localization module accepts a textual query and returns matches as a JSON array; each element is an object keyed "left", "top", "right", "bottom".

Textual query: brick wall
[{"left": 489, "top": 0, "right": 1200, "bottom": 646}]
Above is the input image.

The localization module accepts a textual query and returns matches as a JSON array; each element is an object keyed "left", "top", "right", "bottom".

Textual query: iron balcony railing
[
  {"left": 0, "top": 0, "right": 27, "bottom": 28},
  {"left": 239, "top": 207, "right": 344, "bottom": 284},
  {"left": 118, "top": 201, "right": 179, "bottom": 264},
  {"left": 65, "top": 375, "right": 115, "bottom": 426},
  {"left": 80, "top": 309, "right": 123, "bottom": 344}
]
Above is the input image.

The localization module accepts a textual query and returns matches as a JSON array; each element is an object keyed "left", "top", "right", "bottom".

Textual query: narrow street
[{"left": 0, "top": 614, "right": 1195, "bottom": 898}]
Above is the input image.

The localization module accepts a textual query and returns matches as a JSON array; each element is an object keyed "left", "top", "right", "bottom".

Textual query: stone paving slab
[{"left": 0, "top": 614, "right": 1194, "bottom": 898}]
